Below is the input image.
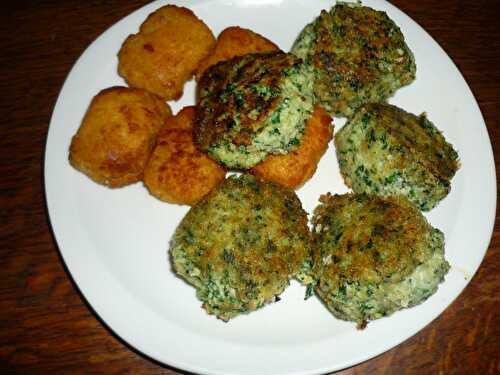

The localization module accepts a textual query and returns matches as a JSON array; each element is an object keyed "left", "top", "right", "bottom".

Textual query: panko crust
[
  {"left": 118, "top": 5, "right": 215, "bottom": 100},
  {"left": 250, "top": 105, "right": 333, "bottom": 189},
  {"left": 69, "top": 86, "right": 172, "bottom": 187},
  {"left": 196, "top": 26, "right": 280, "bottom": 81},
  {"left": 170, "top": 174, "right": 310, "bottom": 321},
  {"left": 143, "top": 106, "right": 225, "bottom": 205}
]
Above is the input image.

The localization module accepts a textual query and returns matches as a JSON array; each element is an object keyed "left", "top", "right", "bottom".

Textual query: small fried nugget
[
  {"left": 250, "top": 106, "right": 333, "bottom": 189},
  {"left": 143, "top": 106, "right": 225, "bottom": 205},
  {"left": 195, "top": 26, "right": 280, "bottom": 81},
  {"left": 118, "top": 5, "right": 215, "bottom": 100},
  {"left": 69, "top": 87, "right": 172, "bottom": 188}
]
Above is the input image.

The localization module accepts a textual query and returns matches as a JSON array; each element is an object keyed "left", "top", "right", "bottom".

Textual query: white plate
[{"left": 44, "top": 0, "right": 496, "bottom": 374}]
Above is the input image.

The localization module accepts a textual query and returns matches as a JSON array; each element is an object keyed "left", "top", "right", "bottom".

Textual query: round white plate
[{"left": 44, "top": 1, "right": 496, "bottom": 374}]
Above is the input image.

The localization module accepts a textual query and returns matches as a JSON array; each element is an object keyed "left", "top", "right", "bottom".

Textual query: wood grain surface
[{"left": 1, "top": 1, "right": 498, "bottom": 374}]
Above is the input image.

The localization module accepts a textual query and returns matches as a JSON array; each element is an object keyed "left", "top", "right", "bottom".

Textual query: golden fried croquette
[
  {"left": 250, "top": 106, "right": 333, "bottom": 189},
  {"left": 69, "top": 87, "right": 172, "bottom": 188},
  {"left": 143, "top": 106, "right": 225, "bottom": 205},
  {"left": 118, "top": 5, "right": 215, "bottom": 100},
  {"left": 195, "top": 26, "right": 280, "bottom": 81}
]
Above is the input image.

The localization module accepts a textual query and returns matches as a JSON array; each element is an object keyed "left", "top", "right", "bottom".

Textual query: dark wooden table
[{"left": 1, "top": 1, "right": 498, "bottom": 374}]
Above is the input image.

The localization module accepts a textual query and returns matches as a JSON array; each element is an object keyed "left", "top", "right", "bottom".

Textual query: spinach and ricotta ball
[
  {"left": 311, "top": 193, "right": 450, "bottom": 327},
  {"left": 170, "top": 174, "right": 310, "bottom": 321},
  {"left": 292, "top": 3, "right": 416, "bottom": 117},
  {"left": 335, "top": 103, "right": 460, "bottom": 211},
  {"left": 195, "top": 51, "right": 314, "bottom": 169}
]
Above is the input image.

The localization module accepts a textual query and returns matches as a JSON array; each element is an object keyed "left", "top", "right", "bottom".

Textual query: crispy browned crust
[
  {"left": 195, "top": 26, "right": 280, "bottom": 81},
  {"left": 312, "top": 193, "right": 431, "bottom": 286},
  {"left": 69, "top": 87, "right": 172, "bottom": 187},
  {"left": 361, "top": 103, "right": 459, "bottom": 182},
  {"left": 334, "top": 102, "right": 460, "bottom": 211},
  {"left": 250, "top": 106, "right": 333, "bottom": 188},
  {"left": 195, "top": 51, "right": 300, "bottom": 149},
  {"left": 170, "top": 174, "right": 310, "bottom": 320},
  {"left": 143, "top": 106, "right": 226, "bottom": 205},
  {"left": 293, "top": 4, "right": 416, "bottom": 117},
  {"left": 118, "top": 5, "right": 215, "bottom": 100}
]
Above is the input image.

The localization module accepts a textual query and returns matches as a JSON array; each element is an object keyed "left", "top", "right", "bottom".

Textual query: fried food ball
[
  {"left": 250, "top": 105, "right": 333, "bottom": 189},
  {"left": 69, "top": 87, "right": 172, "bottom": 187},
  {"left": 143, "top": 106, "right": 225, "bottom": 205},
  {"left": 118, "top": 5, "right": 215, "bottom": 100},
  {"left": 292, "top": 3, "right": 416, "bottom": 117},
  {"left": 310, "top": 193, "right": 449, "bottom": 328},
  {"left": 195, "top": 26, "right": 280, "bottom": 81},
  {"left": 335, "top": 103, "right": 460, "bottom": 211},
  {"left": 170, "top": 174, "right": 310, "bottom": 321},
  {"left": 195, "top": 51, "right": 314, "bottom": 169}
]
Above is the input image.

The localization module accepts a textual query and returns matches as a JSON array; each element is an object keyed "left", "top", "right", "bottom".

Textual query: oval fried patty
[
  {"left": 170, "top": 174, "right": 310, "bottom": 321},
  {"left": 69, "top": 86, "right": 172, "bottom": 187},
  {"left": 195, "top": 51, "right": 314, "bottom": 169},
  {"left": 292, "top": 3, "right": 416, "bottom": 117},
  {"left": 118, "top": 5, "right": 215, "bottom": 100},
  {"left": 335, "top": 103, "right": 460, "bottom": 211},
  {"left": 311, "top": 193, "right": 449, "bottom": 327},
  {"left": 143, "top": 106, "right": 225, "bottom": 205}
]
